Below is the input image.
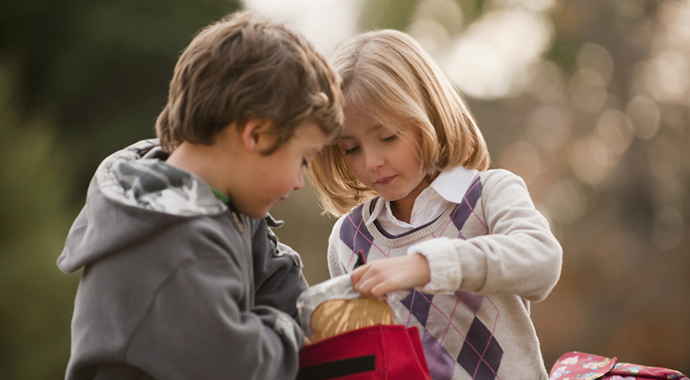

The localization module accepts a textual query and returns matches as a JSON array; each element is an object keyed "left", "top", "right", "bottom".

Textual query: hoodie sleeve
[
  {"left": 251, "top": 215, "right": 309, "bottom": 319},
  {"left": 124, "top": 256, "right": 304, "bottom": 380}
]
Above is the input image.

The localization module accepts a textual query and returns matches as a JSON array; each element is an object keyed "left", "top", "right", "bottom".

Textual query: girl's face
[{"left": 337, "top": 105, "right": 430, "bottom": 207}]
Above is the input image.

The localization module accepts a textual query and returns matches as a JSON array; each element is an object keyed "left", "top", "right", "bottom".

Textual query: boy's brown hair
[{"left": 156, "top": 11, "right": 343, "bottom": 154}]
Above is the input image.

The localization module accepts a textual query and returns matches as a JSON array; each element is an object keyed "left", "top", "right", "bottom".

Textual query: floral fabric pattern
[
  {"left": 549, "top": 352, "right": 688, "bottom": 380},
  {"left": 95, "top": 138, "right": 227, "bottom": 217}
]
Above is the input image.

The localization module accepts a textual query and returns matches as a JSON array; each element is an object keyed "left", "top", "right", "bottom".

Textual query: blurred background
[{"left": 1, "top": 0, "right": 688, "bottom": 378}]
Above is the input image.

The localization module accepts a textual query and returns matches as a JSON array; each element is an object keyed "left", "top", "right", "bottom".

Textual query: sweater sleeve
[
  {"left": 124, "top": 257, "right": 304, "bottom": 380},
  {"left": 408, "top": 170, "right": 562, "bottom": 302}
]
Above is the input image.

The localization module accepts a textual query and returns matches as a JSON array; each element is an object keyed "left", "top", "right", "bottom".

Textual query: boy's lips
[{"left": 374, "top": 175, "right": 396, "bottom": 186}]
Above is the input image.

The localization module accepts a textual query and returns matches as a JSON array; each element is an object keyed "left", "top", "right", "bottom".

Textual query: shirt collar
[
  {"left": 429, "top": 165, "right": 479, "bottom": 204},
  {"left": 368, "top": 195, "right": 387, "bottom": 225},
  {"left": 366, "top": 165, "right": 479, "bottom": 225}
]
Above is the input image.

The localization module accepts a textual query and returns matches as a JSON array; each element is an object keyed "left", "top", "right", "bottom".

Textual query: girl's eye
[
  {"left": 302, "top": 159, "right": 309, "bottom": 167},
  {"left": 382, "top": 134, "right": 398, "bottom": 142},
  {"left": 344, "top": 146, "right": 360, "bottom": 155}
]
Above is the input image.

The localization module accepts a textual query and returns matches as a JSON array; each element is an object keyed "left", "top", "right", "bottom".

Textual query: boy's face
[{"left": 234, "top": 121, "right": 327, "bottom": 219}]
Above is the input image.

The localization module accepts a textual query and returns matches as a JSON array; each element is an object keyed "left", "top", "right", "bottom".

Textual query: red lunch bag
[{"left": 297, "top": 324, "right": 431, "bottom": 380}]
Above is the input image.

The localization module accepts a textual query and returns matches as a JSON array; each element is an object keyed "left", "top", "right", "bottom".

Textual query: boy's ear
[{"left": 241, "top": 119, "right": 273, "bottom": 153}]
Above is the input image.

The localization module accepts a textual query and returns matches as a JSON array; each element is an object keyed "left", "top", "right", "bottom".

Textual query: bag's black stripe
[{"left": 296, "top": 354, "right": 376, "bottom": 380}]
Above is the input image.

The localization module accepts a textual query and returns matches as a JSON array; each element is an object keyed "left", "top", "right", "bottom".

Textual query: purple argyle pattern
[
  {"left": 339, "top": 177, "right": 504, "bottom": 379},
  {"left": 458, "top": 316, "right": 503, "bottom": 379},
  {"left": 451, "top": 177, "right": 483, "bottom": 231},
  {"left": 397, "top": 289, "right": 502, "bottom": 380},
  {"left": 339, "top": 204, "right": 375, "bottom": 268}
]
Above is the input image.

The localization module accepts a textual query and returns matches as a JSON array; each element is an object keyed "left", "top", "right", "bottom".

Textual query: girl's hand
[{"left": 350, "top": 254, "right": 431, "bottom": 301}]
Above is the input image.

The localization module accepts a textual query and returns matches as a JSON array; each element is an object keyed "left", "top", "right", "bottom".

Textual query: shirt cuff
[{"left": 407, "top": 237, "right": 462, "bottom": 294}]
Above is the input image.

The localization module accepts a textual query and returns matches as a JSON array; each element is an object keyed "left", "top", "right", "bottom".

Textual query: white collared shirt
[{"left": 365, "top": 165, "right": 479, "bottom": 235}]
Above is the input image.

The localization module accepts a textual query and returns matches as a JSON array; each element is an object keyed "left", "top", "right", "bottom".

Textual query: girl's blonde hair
[{"left": 308, "top": 29, "right": 490, "bottom": 216}]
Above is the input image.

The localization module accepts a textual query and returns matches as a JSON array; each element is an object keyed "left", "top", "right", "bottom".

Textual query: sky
[
  {"left": 243, "top": 0, "right": 559, "bottom": 100},
  {"left": 244, "top": 0, "right": 361, "bottom": 56}
]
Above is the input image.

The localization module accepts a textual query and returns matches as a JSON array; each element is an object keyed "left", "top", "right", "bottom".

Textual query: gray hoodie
[{"left": 58, "top": 139, "right": 308, "bottom": 380}]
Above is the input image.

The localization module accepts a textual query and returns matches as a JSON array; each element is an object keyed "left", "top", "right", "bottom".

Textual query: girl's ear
[{"left": 241, "top": 119, "right": 273, "bottom": 153}]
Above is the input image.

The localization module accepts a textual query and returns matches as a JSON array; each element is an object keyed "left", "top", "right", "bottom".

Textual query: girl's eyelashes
[
  {"left": 343, "top": 146, "right": 360, "bottom": 155},
  {"left": 340, "top": 135, "right": 395, "bottom": 155},
  {"left": 302, "top": 159, "right": 309, "bottom": 167}
]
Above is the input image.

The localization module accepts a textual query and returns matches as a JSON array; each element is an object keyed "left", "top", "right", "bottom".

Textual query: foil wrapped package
[{"left": 297, "top": 274, "right": 406, "bottom": 343}]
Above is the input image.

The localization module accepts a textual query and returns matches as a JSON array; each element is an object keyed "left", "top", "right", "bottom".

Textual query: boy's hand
[{"left": 350, "top": 254, "right": 431, "bottom": 301}]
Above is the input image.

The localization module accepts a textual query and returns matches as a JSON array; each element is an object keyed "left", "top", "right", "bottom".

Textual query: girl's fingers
[
  {"left": 351, "top": 255, "right": 431, "bottom": 299},
  {"left": 352, "top": 265, "right": 393, "bottom": 299},
  {"left": 351, "top": 267, "right": 380, "bottom": 299},
  {"left": 369, "top": 282, "right": 390, "bottom": 301}
]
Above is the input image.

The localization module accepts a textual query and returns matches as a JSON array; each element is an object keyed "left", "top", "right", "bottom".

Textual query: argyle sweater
[{"left": 327, "top": 169, "right": 562, "bottom": 380}]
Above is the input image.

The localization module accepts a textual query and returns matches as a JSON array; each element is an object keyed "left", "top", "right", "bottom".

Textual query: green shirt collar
[{"left": 210, "top": 187, "right": 230, "bottom": 204}]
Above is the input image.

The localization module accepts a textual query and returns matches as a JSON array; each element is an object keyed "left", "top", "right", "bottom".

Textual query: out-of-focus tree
[
  {"left": 0, "top": 65, "right": 78, "bottom": 379},
  {"left": 0, "top": 1, "right": 240, "bottom": 378},
  {"left": 0, "top": 0, "right": 241, "bottom": 199},
  {"left": 276, "top": 0, "right": 690, "bottom": 373}
]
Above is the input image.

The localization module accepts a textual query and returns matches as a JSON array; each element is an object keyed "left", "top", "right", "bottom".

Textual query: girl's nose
[
  {"left": 365, "top": 151, "right": 384, "bottom": 172},
  {"left": 293, "top": 171, "right": 304, "bottom": 190}
]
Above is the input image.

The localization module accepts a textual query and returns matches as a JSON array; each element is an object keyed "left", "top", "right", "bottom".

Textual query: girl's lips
[{"left": 375, "top": 175, "right": 396, "bottom": 186}]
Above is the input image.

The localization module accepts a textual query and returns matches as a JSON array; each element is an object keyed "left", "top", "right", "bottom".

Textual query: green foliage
[
  {"left": 0, "top": 1, "right": 241, "bottom": 378},
  {"left": 0, "top": 65, "right": 78, "bottom": 380},
  {"left": 0, "top": 0, "right": 242, "bottom": 200},
  {"left": 359, "top": 0, "right": 420, "bottom": 32},
  {"left": 357, "top": 0, "right": 485, "bottom": 33},
  {"left": 462, "top": 0, "right": 486, "bottom": 21},
  {"left": 544, "top": 36, "right": 580, "bottom": 74}
]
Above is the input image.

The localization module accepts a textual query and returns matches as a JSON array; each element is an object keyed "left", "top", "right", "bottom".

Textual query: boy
[{"left": 57, "top": 11, "right": 343, "bottom": 380}]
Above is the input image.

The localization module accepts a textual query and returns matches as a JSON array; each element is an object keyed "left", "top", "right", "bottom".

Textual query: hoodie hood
[{"left": 58, "top": 139, "right": 228, "bottom": 273}]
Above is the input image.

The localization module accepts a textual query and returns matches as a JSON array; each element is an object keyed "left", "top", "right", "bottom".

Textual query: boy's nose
[{"left": 293, "top": 171, "right": 304, "bottom": 190}]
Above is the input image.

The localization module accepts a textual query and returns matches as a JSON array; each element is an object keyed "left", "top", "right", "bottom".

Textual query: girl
[{"left": 307, "top": 30, "right": 563, "bottom": 380}]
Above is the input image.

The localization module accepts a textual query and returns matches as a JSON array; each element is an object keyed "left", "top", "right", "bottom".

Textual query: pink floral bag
[{"left": 549, "top": 351, "right": 688, "bottom": 380}]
